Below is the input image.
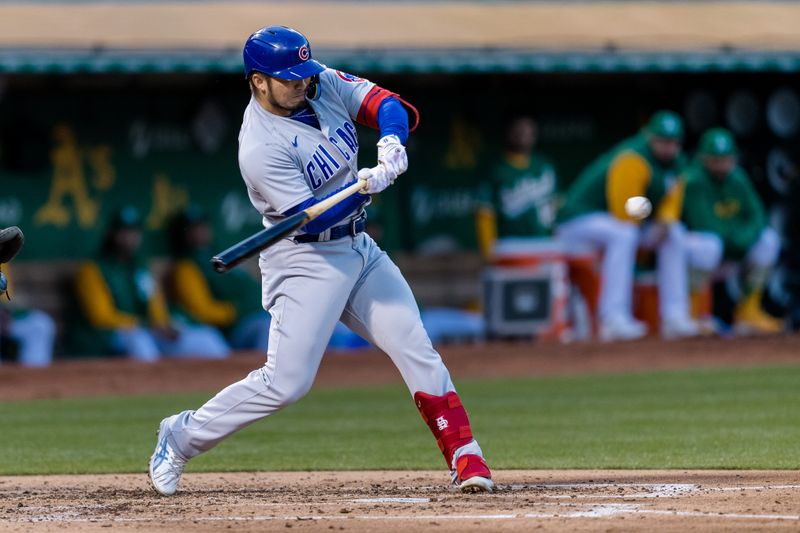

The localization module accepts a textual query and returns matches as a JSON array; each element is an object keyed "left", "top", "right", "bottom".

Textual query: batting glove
[
  {"left": 358, "top": 166, "right": 392, "bottom": 194},
  {"left": 377, "top": 135, "right": 407, "bottom": 182}
]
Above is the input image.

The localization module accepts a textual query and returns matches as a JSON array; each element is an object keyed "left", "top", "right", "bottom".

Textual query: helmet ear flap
[{"left": 306, "top": 74, "right": 320, "bottom": 100}]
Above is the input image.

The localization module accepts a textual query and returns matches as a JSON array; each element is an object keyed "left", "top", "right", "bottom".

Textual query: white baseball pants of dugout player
[{"left": 557, "top": 212, "right": 700, "bottom": 340}]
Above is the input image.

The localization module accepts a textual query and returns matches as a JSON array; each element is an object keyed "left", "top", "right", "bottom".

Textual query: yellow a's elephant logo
[{"left": 34, "top": 124, "right": 116, "bottom": 228}]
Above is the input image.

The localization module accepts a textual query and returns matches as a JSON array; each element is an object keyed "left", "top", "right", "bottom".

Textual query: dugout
[{"left": 1, "top": 1, "right": 800, "bottom": 339}]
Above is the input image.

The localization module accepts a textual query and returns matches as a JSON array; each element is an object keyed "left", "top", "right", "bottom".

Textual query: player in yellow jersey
[{"left": 557, "top": 111, "right": 700, "bottom": 341}]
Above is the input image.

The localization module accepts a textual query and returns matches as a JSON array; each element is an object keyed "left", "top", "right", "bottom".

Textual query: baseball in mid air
[{"left": 625, "top": 196, "right": 652, "bottom": 219}]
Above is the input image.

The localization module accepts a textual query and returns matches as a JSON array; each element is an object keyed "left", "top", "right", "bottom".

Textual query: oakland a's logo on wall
[{"left": 298, "top": 45, "right": 310, "bottom": 61}]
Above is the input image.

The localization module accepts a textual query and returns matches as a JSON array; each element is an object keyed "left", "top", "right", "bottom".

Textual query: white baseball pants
[
  {"left": 167, "top": 232, "right": 457, "bottom": 459},
  {"left": 686, "top": 227, "right": 780, "bottom": 273}
]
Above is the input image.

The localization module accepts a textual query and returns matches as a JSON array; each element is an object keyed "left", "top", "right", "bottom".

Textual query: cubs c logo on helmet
[{"left": 298, "top": 45, "right": 310, "bottom": 61}]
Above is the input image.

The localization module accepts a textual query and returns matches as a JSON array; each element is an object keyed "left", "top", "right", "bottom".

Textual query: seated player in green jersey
[
  {"left": 72, "top": 206, "right": 231, "bottom": 360},
  {"left": 556, "top": 111, "right": 699, "bottom": 341},
  {"left": 682, "top": 128, "right": 783, "bottom": 334},
  {"left": 476, "top": 116, "right": 559, "bottom": 258},
  {"left": 167, "top": 207, "right": 269, "bottom": 352}
]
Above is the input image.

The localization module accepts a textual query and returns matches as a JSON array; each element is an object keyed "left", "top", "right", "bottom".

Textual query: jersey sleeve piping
[{"left": 278, "top": 192, "right": 315, "bottom": 217}]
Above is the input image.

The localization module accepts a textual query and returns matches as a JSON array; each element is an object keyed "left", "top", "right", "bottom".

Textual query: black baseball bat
[{"left": 211, "top": 178, "right": 368, "bottom": 273}]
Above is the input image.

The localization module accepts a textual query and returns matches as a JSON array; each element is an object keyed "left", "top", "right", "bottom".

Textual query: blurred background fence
[{"left": 2, "top": 0, "right": 800, "bottom": 325}]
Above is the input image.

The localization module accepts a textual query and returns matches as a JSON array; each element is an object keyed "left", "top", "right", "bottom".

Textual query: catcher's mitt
[
  {"left": 0, "top": 226, "right": 24, "bottom": 264},
  {"left": 0, "top": 226, "right": 24, "bottom": 300}
]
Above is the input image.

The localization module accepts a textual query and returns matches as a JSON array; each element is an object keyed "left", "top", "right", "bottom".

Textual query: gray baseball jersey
[
  {"left": 239, "top": 68, "right": 372, "bottom": 229},
  {"left": 161, "top": 68, "right": 486, "bottom": 474}
]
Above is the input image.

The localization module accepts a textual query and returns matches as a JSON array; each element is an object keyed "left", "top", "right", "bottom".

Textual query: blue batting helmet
[{"left": 243, "top": 26, "right": 325, "bottom": 80}]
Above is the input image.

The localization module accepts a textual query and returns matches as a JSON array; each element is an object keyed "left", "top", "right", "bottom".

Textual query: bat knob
[{"left": 211, "top": 256, "right": 228, "bottom": 273}]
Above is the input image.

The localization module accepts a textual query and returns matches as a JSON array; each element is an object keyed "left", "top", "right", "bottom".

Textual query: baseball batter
[{"left": 149, "top": 26, "right": 493, "bottom": 495}]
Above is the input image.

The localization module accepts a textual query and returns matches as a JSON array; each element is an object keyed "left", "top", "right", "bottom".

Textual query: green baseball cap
[
  {"left": 645, "top": 110, "right": 684, "bottom": 140},
  {"left": 698, "top": 128, "right": 737, "bottom": 157}
]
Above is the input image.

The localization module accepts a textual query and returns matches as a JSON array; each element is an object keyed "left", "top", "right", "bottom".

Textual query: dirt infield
[
  {"left": 1, "top": 336, "right": 799, "bottom": 531},
  {"left": 2, "top": 334, "right": 800, "bottom": 401},
  {"left": 1, "top": 470, "right": 799, "bottom": 531}
]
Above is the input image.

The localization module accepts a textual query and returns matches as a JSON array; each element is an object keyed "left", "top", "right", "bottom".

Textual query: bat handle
[{"left": 211, "top": 174, "right": 372, "bottom": 274}]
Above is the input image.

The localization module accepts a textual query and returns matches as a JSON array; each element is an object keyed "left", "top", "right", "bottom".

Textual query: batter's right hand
[{"left": 359, "top": 166, "right": 393, "bottom": 194}]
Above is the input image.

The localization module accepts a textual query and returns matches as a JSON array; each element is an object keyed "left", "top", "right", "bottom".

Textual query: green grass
[{"left": 1, "top": 366, "right": 799, "bottom": 475}]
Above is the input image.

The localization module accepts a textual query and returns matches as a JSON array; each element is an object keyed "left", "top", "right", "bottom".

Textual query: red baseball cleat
[{"left": 454, "top": 454, "right": 494, "bottom": 493}]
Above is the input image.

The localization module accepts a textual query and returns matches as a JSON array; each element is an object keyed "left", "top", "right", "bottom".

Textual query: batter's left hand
[{"left": 377, "top": 135, "right": 407, "bottom": 181}]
